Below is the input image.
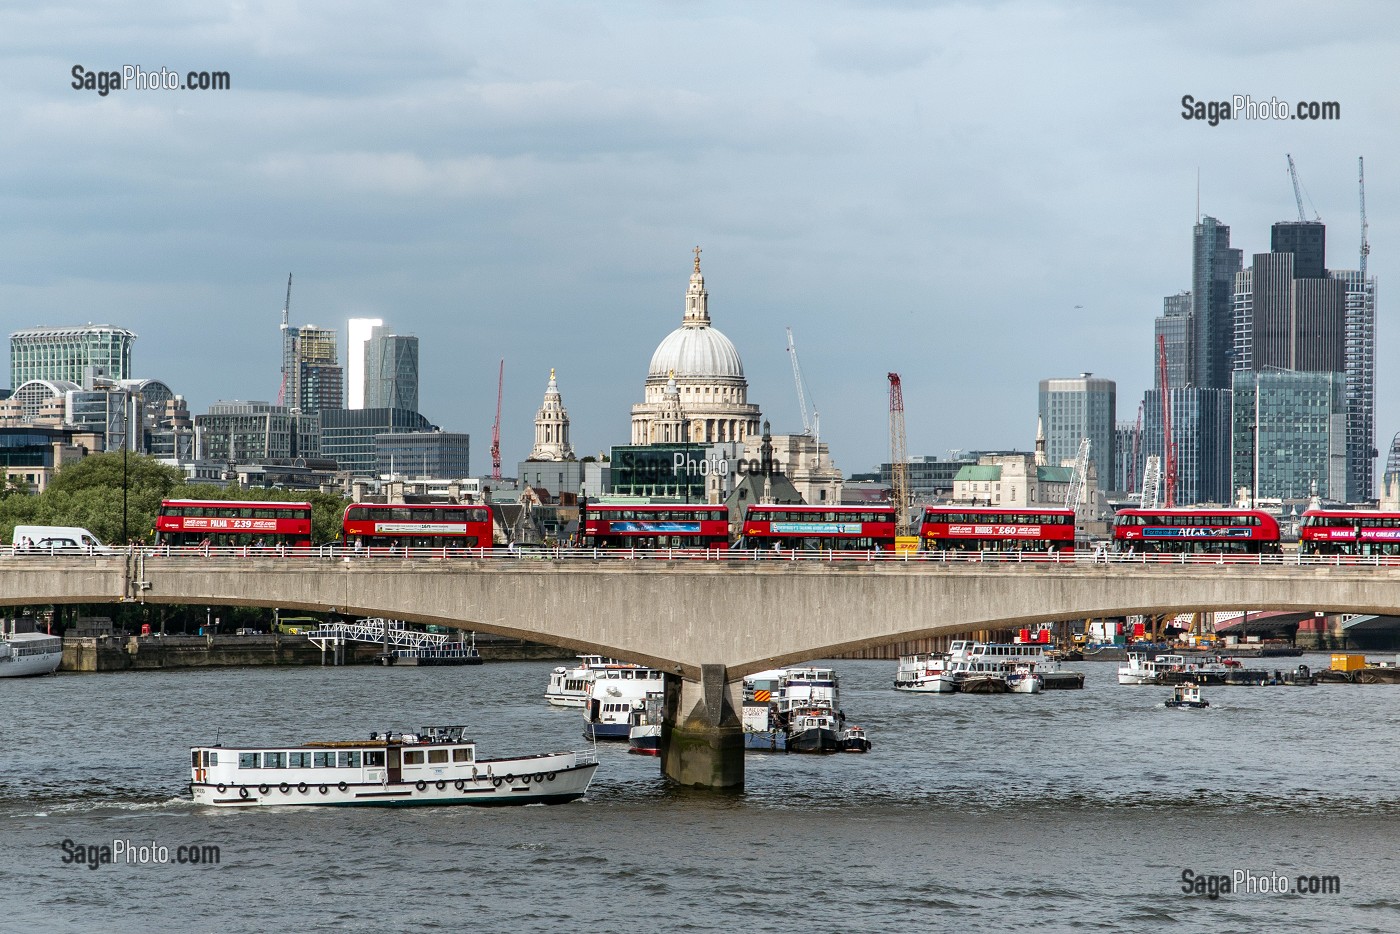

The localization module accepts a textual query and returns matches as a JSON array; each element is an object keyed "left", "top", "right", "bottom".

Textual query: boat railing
[{"left": 574, "top": 749, "right": 599, "bottom": 766}]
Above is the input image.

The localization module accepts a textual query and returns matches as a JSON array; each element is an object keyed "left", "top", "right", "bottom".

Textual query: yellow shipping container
[
  {"left": 1331, "top": 653, "right": 1368, "bottom": 672},
  {"left": 894, "top": 536, "right": 921, "bottom": 554}
]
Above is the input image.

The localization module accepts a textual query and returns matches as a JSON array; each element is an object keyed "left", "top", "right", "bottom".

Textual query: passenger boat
[
  {"left": 0, "top": 627, "right": 62, "bottom": 678},
  {"left": 546, "top": 654, "right": 648, "bottom": 707},
  {"left": 893, "top": 652, "right": 956, "bottom": 693},
  {"left": 1164, "top": 683, "right": 1209, "bottom": 709},
  {"left": 626, "top": 692, "right": 664, "bottom": 756},
  {"left": 1005, "top": 664, "right": 1044, "bottom": 694},
  {"left": 1117, "top": 652, "right": 1189, "bottom": 685},
  {"left": 189, "top": 725, "right": 598, "bottom": 807},
  {"left": 786, "top": 707, "right": 841, "bottom": 753},
  {"left": 583, "top": 665, "right": 665, "bottom": 740},
  {"left": 838, "top": 725, "right": 871, "bottom": 753}
]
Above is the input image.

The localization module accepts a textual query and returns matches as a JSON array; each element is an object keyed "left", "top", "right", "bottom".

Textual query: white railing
[
  {"left": 306, "top": 618, "right": 456, "bottom": 650},
  {"left": 4, "top": 543, "right": 1400, "bottom": 569}
]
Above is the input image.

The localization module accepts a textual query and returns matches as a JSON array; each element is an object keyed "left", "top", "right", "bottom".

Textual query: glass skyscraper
[
  {"left": 1038, "top": 375, "right": 1116, "bottom": 478},
  {"left": 364, "top": 327, "right": 419, "bottom": 413},
  {"left": 1231, "top": 370, "right": 1345, "bottom": 502}
]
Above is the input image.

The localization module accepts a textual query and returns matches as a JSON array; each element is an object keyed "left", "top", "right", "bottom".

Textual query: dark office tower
[
  {"left": 1271, "top": 221, "right": 1327, "bottom": 279},
  {"left": 1154, "top": 291, "right": 1192, "bottom": 390},
  {"left": 1190, "top": 217, "right": 1243, "bottom": 389},
  {"left": 1333, "top": 268, "right": 1378, "bottom": 501},
  {"left": 1239, "top": 251, "right": 1344, "bottom": 373}
]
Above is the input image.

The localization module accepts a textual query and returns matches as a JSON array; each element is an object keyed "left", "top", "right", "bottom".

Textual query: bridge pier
[{"left": 660, "top": 664, "right": 744, "bottom": 790}]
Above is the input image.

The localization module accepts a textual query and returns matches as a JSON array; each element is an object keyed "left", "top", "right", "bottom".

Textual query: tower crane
[
  {"left": 1360, "top": 156, "right": 1369, "bottom": 283},
  {"left": 887, "top": 372, "right": 911, "bottom": 536},
  {"left": 1157, "top": 333, "right": 1177, "bottom": 507},
  {"left": 277, "top": 273, "right": 293, "bottom": 407},
  {"left": 490, "top": 359, "right": 503, "bottom": 481},
  {"left": 1285, "top": 153, "right": 1321, "bottom": 222},
  {"left": 785, "top": 328, "right": 819, "bottom": 466}
]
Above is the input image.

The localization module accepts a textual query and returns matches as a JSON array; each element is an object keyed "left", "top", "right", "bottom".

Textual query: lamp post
[{"left": 93, "top": 377, "right": 129, "bottom": 544}]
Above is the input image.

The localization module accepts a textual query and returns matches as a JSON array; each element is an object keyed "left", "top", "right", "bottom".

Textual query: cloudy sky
[{"left": 3, "top": 1, "right": 1396, "bottom": 477}]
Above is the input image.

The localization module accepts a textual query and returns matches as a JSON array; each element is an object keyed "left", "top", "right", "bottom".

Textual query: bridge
[{"left": 7, "top": 549, "right": 1400, "bottom": 788}]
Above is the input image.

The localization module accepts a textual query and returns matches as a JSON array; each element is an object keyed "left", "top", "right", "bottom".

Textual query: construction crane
[
  {"left": 1285, "top": 153, "right": 1320, "bottom": 222},
  {"left": 887, "top": 373, "right": 910, "bottom": 536},
  {"left": 490, "top": 359, "right": 504, "bottom": 481},
  {"left": 1359, "top": 156, "right": 1370, "bottom": 283},
  {"left": 1127, "top": 401, "right": 1143, "bottom": 495},
  {"left": 1065, "top": 438, "right": 1091, "bottom": 513},
  {"left": 1157, "top": 333, "right": 1177, "bottom": 507},
  {"left": 277, "top": 273, "right": 293, "bottom": 407},
  {"left": 1141, "top": 454, "right": 1162, "bottom": 509},
  {"left": 785, "top": 327, "right": 819, "bottom": 442}
]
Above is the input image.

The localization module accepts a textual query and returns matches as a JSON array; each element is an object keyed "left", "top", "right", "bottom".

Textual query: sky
[{"left": 3, "top": 1, "right": 1397, "bottom": 477}]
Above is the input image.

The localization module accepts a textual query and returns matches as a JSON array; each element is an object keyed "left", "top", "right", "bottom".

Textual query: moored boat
[
  {"left": 627, "top": 692, "right": 664, "bottom": 756},
  {"left": 0, "top": 627, "right": 62, "bottom": 678},
  {"left": 546, "top": 654, "right": 649, "bottom": 707},
  {"left": 838, "top": 725, "right": 871, "bottom": 753},
  {"left": 1005, "top": 664, "right": 1044, "bottom": 694},
  {"left": 189, "top": 725, "right": 598, "bottom": 807},
  {"left": 786, "top": 708, "right": 841, "bottom": 753},
  {"left": 893, "top": 652, "right": 955, "bottom": 693},
  {"left": 583, "top": 665, "right": 665, "bottom": 740}
]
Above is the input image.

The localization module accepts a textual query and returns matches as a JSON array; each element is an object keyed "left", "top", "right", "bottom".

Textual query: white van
[{"left": 11, "top": 525, "right": 112, "bottom": 553}]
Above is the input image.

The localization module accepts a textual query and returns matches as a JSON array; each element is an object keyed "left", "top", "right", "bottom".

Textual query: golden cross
[{"left": 692, "top": 245, "right": 702, "bottom": 272}]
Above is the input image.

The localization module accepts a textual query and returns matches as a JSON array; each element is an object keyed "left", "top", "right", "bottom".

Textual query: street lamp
[{"left": 93, "top": 377, "right": 137, "bottom": 544}]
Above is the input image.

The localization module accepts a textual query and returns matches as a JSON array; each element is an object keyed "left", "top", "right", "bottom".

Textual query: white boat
[
  {"left": 583, "top": 666, "right": 665, "bottom": 740},
  {"left": 838, "top": 725, "right": 871, "bottom": 753},
  {"left": 893, "top": 652, "right": 956, "bottom": 693},
  {"left": 1117, "top": 652, "right": 1189, "bottom": 686},
  {"left": 627, "top": 692, "right": 664, "bottom": 756},
  {"left": 1165, "top": 682, "right": 1209, "bottom": 709},
  {"left": 545, "top": 654, "right": 648, "bottom": 707},
  {"left": 1005, "top": 663, "right": 1044, "bottom": 694},
  {"left": 189, "top": 725, "right": 598, "bottom": 807},
  {"left": 0, "top": 627, "right": 62, "bottom": 678}
]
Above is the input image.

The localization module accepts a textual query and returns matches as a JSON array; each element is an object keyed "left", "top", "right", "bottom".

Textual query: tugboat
[
  {"left": 1005, "top": 663, "right": 1044, "bottom": 694},
  {"left": 626, "top": 692, "right": 664, "bottom": 756},
  {"left": 1164, "top": 682, "right": 1209, "bottom": 709},
  {"left": 189, "top": 725, "right": 598, "bottom": 807},
  {"left": 838, "top": 725, "right": 871, "bottom": 753},
  {"left": 786, "top": 707, "right": 842, "bottom": 753}
]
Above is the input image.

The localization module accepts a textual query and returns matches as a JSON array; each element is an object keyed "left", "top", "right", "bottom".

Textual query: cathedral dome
[{"left": 647, "top": 325, "right": 745, "bottom": 381}]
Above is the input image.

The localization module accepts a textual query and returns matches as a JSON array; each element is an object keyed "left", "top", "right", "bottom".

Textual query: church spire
[
  {"left": 529, "top": 367, "right": 574, "bottom": 461},
  {"left": 683, "top": 245, "right": 710, "bottom": 328}
]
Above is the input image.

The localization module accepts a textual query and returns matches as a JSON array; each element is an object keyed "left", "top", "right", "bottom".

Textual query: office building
[
  {"left": 1139, "top": 388, "right": 1233, "bottom": 505},
  {"left": 364, "top": 327, "right": 419, "bottom": 412},
  {"left": 1038, "top": 374, "right": 1116, "bottom": 478},
  {"left": 10, "top": 325, "right": 136, "bottom": 388},
  {"left": 280, "top": 322, "right": 343, "bottom": 412},
  {"left": 1190, "top": 218, "right": 1243, "bottom": 389},
  {"left": 346, "top": 317, "right": 383, "bottom": 409},
  {"left": 1231, "top": 370, "right": 1345, "bottom": 503},
  {"left": 1154, "top": 291, "right": 1192, "bottom": 391},
  {"left": 1332, "top": 268, "right": 1377, "bottom": 501},
  {"left": 320, "top": 407, "right": 433, "bottom": 477},
  {"left": 376, "top": 431, "right": 470, "bottom": 479},
  {"left": 195, "top": 401, "right": 321, "bottom": 462}
]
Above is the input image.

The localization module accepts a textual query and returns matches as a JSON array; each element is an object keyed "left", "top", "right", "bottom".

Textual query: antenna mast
[{"left": 277, "top": 273, "right": 293, "bottom": 406}]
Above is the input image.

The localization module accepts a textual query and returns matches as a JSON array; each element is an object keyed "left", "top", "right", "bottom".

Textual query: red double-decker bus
[
  {"left": 155, "top": 499, "right": 314, "bottom": 547},
  {"left": 741, "top": 505, "right": 896, "bottom": 551},
  {"left": 919, "top": 506, "right": 1076, "bottom": 553},
  {"left": 342, "top": 503, "right": 494, "bottom": 550},
  {"left": 1113, "top": 508, "right": 1280, "bottom": 554},
  {"left": 581, "top": 504, "right": 730, "bottom": 550},
  {"left": 1300, "top": 509, "right": 1400, "bottom": 556}
]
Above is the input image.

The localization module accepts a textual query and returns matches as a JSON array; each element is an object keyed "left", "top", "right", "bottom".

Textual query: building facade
[
  {"left": 528, "top": 369, "right": 574, "bottom": 461},
  {"left": 1139, "top": 387, "right": 1233, "bottom": 505},
  {"left": 10, "top": 325, "right": 136, "bottom": 388},
  {"left": 376, "top": 431, "right": 470, "bottom": 479},
  {"left": 1038, "top": 374, "right": 1116, "bottom": 478},
  {"left": 364, "top": 327, "right": 419, "bottom": 412},
  {"left": 346, "top": 317, "right": 383, "bottom": 409},
  {"left": 630, "top": 250, "right": 762, "bottom": 446},
  {"left": 1191, "top": 217, "right": 1243, "bottom": 390},
  {"left": 195, "top": 402, "right": 321, "bottom": 462},
  {"left": 1231, "top": 370, "right": 1345, "bottom": 503},
  {"left": 320, "top": 407, "right": 433, "bottom": 477}
]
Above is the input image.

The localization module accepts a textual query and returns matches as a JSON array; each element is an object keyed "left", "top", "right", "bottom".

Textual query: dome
[{"left": 647, "top": 324, "right": 745, "bottom": 381}]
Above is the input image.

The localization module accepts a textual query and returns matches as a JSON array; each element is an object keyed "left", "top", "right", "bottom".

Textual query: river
[{"left": 3, "top": 656, "right": 1398, "bottom": 932}]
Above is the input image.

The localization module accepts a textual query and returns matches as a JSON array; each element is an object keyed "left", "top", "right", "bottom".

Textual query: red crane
[
  {"left": 887, "top": 372, "right": 910, "bottom": 536},
  {"left": 1157, "top": 334, "right": 1177, "bottom": 507},
  {"left": 490, "top": 359, "right": 503, "bottom": 481}
]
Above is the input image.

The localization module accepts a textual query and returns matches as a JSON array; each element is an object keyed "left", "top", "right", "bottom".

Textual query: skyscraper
[
  {"left": 346, "top": 317, "right": 384, "bottom": 409},
  {"left": 1190, "top": 217, "right": 1243, "bottom": 389},
  {"left": 1332, "top": 268, "right": 1378, "bottom": 500},
  {"left": 364, "top": 327, "right": 418, "bottom": 412},
  {"left": 1037, "top": 374, "right": 1115, "bottom": 477},
  {"left": 1154, "top": 291, "right": 1192, "bottom": 390},
  {"left": 1231, "top": 370, "right": 1345, "bottom": 502},
  {"left": 10, "top": 325, "right": 136, "bottom": 387}
]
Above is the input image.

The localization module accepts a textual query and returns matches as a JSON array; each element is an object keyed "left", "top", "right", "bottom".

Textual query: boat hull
[
  {"left": 627, "top": 725, "right": 660, "bottom": 756},
  {"left": 893, "top": 675, "right": 957, "bottom": 694},
  {"left": 583, "top": 721, "right": 631, "bottom": 741},
  {"left": 0, "top": 651, "right": 62, "bottom": 678},
  {"left": 192, "top": 762, "right": 597, "bottom": 807},
  {"left": 743, "top": 730, "right": 788, "bottom": 751},
  {"left": 1164, "top": 700, "right": 1209, "bottom": 709},
  {"left": 958, "top": 676, "right": 1009, "bottom": 694},
  {"left": 787, "top": 727, "right": 840, "bottom": 754},
  {"left": 1007, "top": 676, "right": 1043, "bottom": 694}
]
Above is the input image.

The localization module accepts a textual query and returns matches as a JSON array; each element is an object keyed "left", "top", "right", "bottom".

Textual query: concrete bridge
[{"left": 7, "top": 551, "right": 1400, "bottom": 788}]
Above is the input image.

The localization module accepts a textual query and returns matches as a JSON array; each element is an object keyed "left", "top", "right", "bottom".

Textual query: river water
[{"left": 3, "top": 656, "right": 1399, "bottom": 933}]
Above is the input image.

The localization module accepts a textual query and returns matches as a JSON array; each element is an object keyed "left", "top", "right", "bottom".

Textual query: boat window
[
  {"left": 206, "top": 751, "right": 218, "bottom": 766},
  {"left": 263, "top": 752, "right": 286, "bottom": 768},
  {"left": 404, "top": 750, "right": 425, "bottom": 765},
  {"left": 428, "top": 749, "right": 449, "bottom": 764},
  {"left": 365, "top": 751, "right": 385, "bottom": 767},
  {"left": 452, "top": 748, "right": 473, "bottom": 763},
  {"left": 239, "top": 752, "right": 260, "bottom": 769},
  {"left": 191, "top": 750, "right": 200, "bottom": 767},
  {"left": 337, "top": 751, "right": 362, "bottom": 768},
  {"left": 313, "top": 752, "right": 336, "bottom": 768},
  {"left": 288, "top": 752, "right": 311, "bottom": 768}
]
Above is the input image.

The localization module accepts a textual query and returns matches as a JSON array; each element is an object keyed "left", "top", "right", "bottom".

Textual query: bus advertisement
[
  {"left": 1113, "top": 508, "right": 1280, "bottom": 554},
  {"left": 1300, "top": 509, "right": 1400, "bottom": 556},
  {"left": 582, "top": 504, "right": 730, "bottom": 549},
  {"left": 155, "top": 500, "right": 313, "bottom": 547},
  {"left": 342, "top": 504, "right": 494, "bottom": 550},
  {"left": 741, "top": 505, "right": 896, "bottom": 551},
  {"left": 919, "top": 507, "right": 1075, "bottom": 553}
]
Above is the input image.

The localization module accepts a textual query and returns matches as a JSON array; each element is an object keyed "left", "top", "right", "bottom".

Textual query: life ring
[
  {"left": 546, "top": 772, "right": 556, "bottom": 782},
  {"left": 532, "top": 773, "right": 544, "bottom": 783},
  {"left": 278, "top": 782, "right": 290, "bottom": 794},
  {"left": 216, "top": 783, "right": 227, "bottom": 793},
  {"left": 454, "top": 780, "right": 465, "bottom": 791},
  {"left": 297, "top": 783, "right": 308, "bottom": 794},
  {"left": 435, "top": 780, "right": 446, "bottom": 790},
  {"left": 491, "top": 776, "right": 503, "bottom": 787},
  {"left": 415, "top": 780, "right": 427, "bottom": 791},
  {"left": 319, "top": 784, "right": 329, "bottom": 795},
  {"left": 239, "top": 786, "right": 250, "bottom": 799},
  {"left": 504, "top": 774, "right": 515, "bottom": 784},
  {"left": 337, "top": 781, "right": 348, "bottom": 792},
  {"left": 258, "top": 784, "right": 270, "bottom": 795}
]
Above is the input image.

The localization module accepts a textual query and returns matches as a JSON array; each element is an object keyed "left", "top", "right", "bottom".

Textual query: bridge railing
[{"left": 4, "top": 543, "right": 1400, "bottom": 568}]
